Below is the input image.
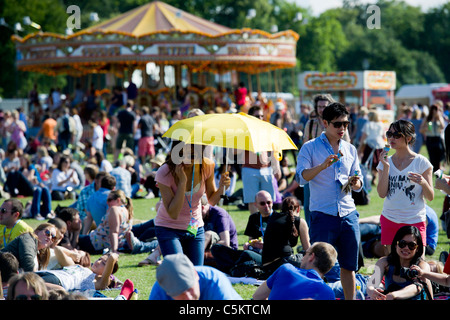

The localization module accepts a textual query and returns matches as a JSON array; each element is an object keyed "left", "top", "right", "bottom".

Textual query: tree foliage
[{"left": 0, "top": 0, "right": 449, "bottom": 97}]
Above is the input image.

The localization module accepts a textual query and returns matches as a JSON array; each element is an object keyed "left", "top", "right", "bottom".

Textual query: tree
[
  {"left": 298, "top": 13, "right": 348, "bottom": 72},
  {"left": 0, "top": 0, "right": 67, "bottom": 98}
]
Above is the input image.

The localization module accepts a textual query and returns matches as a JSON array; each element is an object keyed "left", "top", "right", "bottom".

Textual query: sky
[{"left": 292, "top": 0, "right": 449, "bottom": 16}]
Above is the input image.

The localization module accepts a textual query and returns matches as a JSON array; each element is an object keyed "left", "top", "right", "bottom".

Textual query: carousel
[{"left": 12, "top": 1, "right": 299, "bottom": 109}]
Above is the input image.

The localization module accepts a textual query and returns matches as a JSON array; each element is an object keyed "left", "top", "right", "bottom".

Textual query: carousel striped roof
[{"left": 83, "top": 1, "right": 232, "bottom": 37}]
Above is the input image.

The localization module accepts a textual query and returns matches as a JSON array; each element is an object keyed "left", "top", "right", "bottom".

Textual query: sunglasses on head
[
  {"left": 0, "top": 208, "right": 9, "bottom": 214},
  {"left": 397, "top": 239, "right": 418, "bottom": 250},
  {"left": 44, "top": 229, "right": 57, "bottom": 240},
  {"left": 329, "top": 121, "right": 350, "bottom": 129},
  {"left": 15, "top": 294, "right": 42, "bottom": 300},
  {"left": 259, "top": 201, "right": 272, "bottom": 206},
  {"left": 386, "top": 131, "right": 404, "bottom": 139}
]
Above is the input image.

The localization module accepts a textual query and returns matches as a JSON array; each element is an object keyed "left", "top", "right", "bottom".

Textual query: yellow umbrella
[{"left": 162, "top": 112, "right": 297, "bottom": 160}]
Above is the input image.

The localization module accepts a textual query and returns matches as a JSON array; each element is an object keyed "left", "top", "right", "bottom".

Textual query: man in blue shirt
[
  {"left": 82, "top": 173, "right": 116, "bottom": 234},
  {"left": 253, "top": 242, "right": 337, "bottom": 300},
  {"left": 296, "top": 102, "right": 363, "bottom": 300},
  {"left": 149, "top": 253, "right": 242, "bottom": 300}
]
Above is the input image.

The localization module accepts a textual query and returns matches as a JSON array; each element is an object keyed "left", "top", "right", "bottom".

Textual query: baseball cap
[{"left": 156, "top": 254, "right": 197, "bottom": 297}]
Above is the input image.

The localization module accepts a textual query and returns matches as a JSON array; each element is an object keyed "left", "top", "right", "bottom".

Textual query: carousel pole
[
  {"left": 274, "top": 70, "right": 279, "bottom": 94},
  {"left": 158, "top": 63, "right": 165, "bottom": 89},
  {"left": 257, "top": 73, "right": 261, "bottom": 93}
]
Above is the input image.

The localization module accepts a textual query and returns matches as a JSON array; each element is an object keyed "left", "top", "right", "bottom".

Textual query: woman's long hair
[
  {"left": 281, "top": 196, "right": 300, "bottom": 238},
  {"left": 387, "top": 225, "right": 424, "bottom": 275},
  {"left": 57, "top": 156, "right": 70, "bottom": 171},
  {"left": 426, "top": 105, "right": 439, "bottom": 122},
  {"left": 389, "top": 120, "right": 416, "bottom": 146},
  {"left": 165, "top": 140, "right": 205, "bottom": 185},
  {"left": 108, "top": 189, "right": 133, "bottom": 221},
  {"left": 34, "top": 223, "right": 55, "bottom": 270}
]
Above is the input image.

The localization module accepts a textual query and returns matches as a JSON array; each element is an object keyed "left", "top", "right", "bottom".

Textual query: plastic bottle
[
  {"left": 434, "top": 169, "right": 444, "bottom": 179},
  {"left": 355, "top": 285, "right": 365, "bottom": 300}
]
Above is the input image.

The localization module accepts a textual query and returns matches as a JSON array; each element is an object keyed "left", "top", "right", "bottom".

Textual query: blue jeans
[
  {"left": 155, "top": 226, "right": 205, "bottom": 266},
  {"left": 31, "top": 186, "right": 52, "bottom": 218},
  {"left": 121, "top": 220, "right": 159, "bottom": 254},
  {"left": 303, "top": 183, "right": 311, "bottom": 227}
]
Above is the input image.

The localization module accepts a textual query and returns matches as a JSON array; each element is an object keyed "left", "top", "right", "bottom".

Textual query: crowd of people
[{"left": 1, "top": 81, "right": 450, "bottom": 301}]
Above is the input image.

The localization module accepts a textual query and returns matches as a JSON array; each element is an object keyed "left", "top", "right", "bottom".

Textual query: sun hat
[
  {"left": 156, "top": 254, "right": 197, "bottom": 297},
  {"left": 150, "top": 153, "right": 166, "bottom": 167}
]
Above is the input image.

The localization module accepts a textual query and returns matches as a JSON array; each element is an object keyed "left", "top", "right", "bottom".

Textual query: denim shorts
[{"left": 310, "top": 210, "right": 360, "bottom": 271}]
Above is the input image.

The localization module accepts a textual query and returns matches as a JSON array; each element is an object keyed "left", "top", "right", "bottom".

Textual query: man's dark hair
[
  {"left": 0, "top": 252, "right": 19, "bottom": 283},
  {"left": 322, "top": 102, "right": 349, "bottom": 122},
  {"left": 100, "top": 174, "right": 116, "bottom": 190},
  {"left": 3, "top": 199, "right": 23, "bottom": 218},
  {"left": 248, "top": 105, "right": 262, "bottom": 117},
  {"left": 55, "top": 207, "right": 79, "bottom": 223}
]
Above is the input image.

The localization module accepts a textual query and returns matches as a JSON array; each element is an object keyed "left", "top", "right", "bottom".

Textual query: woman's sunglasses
[
  {"left": 44, "top": 229, "right": 57, "bottom": 240},
  {"left": 397, "top": 240, "right": 418, "bottom": 250},
  {"left": 329, "top": 121, "right": 350, "bottom": 129},
  {"left": 386, "top": 131, "right": 404, "bottom": 139}
]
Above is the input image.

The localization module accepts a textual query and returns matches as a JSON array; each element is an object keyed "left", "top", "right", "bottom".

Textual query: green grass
[
  {"left": 18, "top": 145, "right": 450, "bottom": 299},
  {"left": 19, "top": 179, "right": 449, "bottom": 300}
]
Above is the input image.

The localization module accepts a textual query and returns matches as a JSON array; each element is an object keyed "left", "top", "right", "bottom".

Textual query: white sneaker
[
  {"left": 46, "top": 212, "right": 56, "bottom": 219},
  {"left": 35, "top": 214, "right": 45, "bottom": 221}
]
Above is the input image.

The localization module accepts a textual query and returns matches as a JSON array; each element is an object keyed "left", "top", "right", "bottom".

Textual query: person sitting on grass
[
  {"left": 252, "top": 242, "right": 337, "bottom": 300},
  {"left": 148, "top": 253, "right": 242, "bottom": 300},
  {"left": 366, "top": 225, "right": 433, "bottom": 300},
  {"left": 0, "top": 199, "right": 34, "bottom": 249}
]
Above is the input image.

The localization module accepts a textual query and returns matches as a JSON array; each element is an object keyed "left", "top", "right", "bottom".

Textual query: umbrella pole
[{"left": 220, "top": 147, "right": 229, "bottom": 208}]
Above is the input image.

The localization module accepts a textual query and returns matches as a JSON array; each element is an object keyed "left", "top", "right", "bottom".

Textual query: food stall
[
  {"left": 298, "top": 70, "right": 396, "bottom": 108},
  {"left": 298, "top": 70, "right": 396, "bottom": 128}
]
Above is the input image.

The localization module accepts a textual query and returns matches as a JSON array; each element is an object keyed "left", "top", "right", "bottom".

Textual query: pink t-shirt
[{"left": 154, "top": 159, "right": 214, "bottom": 230}]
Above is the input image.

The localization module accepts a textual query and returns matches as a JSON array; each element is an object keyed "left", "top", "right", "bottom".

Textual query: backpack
[{"left": 230, "top": 260, "right": 266, "bottom": 279}]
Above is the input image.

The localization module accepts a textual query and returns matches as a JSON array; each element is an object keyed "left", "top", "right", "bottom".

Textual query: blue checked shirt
[
  {"left": 296, "top": 133, "right": 363, "bottom": 217},
  {"left": 76, "top": 183, "right": 96, "bottom": 221}
]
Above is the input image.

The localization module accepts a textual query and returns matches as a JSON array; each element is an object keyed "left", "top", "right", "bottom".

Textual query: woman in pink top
[{"left": 154, "top": 141, "right": 230, "bottom": 265}]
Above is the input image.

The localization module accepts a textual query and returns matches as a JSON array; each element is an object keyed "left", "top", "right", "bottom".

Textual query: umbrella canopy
[{"left": 162, "top": 112, "right": 297, "bottom": 160}]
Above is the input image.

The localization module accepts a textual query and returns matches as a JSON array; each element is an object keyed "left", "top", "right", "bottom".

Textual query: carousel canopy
[
  {"left": 12, "top": 1, "right": 299, "bottom": 77},
  {"left": 82, "top": 1, "right": 232, "bottom": 36}
]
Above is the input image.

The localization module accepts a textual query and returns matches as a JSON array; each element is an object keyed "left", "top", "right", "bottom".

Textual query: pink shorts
[
  {"left": 380, "top": 215, "right": 427, "bottom": 246},
  {"left": 138, "top": 136, "right": 155, "bottom": 157}
]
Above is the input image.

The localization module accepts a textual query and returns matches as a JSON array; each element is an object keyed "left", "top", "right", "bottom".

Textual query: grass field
[
  {"left": 14, "top": 146, "right": 449, "bottom": 300},
  {"left": 18, "top": 175, "right": 449, "bottom": 300}
]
